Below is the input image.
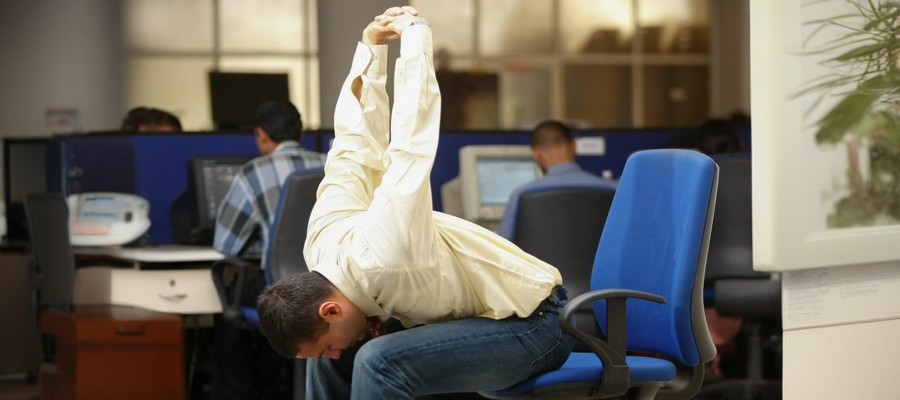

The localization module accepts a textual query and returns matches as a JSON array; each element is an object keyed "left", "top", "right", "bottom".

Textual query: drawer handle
[
  {"left": 159, "top": 292, "right": 188, "bottom": 301},
  {"left": 116, "top": 325, "right": 145, "bottom": 336}
]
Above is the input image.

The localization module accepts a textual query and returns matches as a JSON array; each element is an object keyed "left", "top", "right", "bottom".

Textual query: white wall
[
  {"left": 750, "top": 0, "right": 900, "bottom": 397},
  {"left": 317, "top": 0, "right": 406, "bottom": 128},
  {"left": 0, "top": 0, "right": 124, "bottom": 205},
  {"left": 0, "top": 0, "right": 124, "bottom": 136}
]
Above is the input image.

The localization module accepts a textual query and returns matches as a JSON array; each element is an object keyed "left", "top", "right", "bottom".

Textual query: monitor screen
[
  {"left": 459, "top": 145, "right": 540, "bottom": 221},
  {"left": 192, "top": 156, "right": 255, "bottom": 226},
  {"left": 170, "top": 154, "right": 254, "bottom": 245},
  {"left": 209, "top": 72, "right": 290, "bottom": 130},
  {"left": 476, "top": 156, "right": 539, "bottom": 206}
]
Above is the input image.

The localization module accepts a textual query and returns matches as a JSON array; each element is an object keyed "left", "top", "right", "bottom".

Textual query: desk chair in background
[
  {"left": 210, "top": 171, "right": 325, "bottom": 400},
  {"left": 697, "top": 154, "right": 782, "bottom": 399},
  {"left": 211, "top": 171, "right": 325, "bottom": 327},
  {"left": 11, "top": 193, "right": 73, "bottom": 381},
  {"left": 484, "top": 149, "right": 719, "bottom": 400},
  {"left": 24, "top": 193, "right": 75, "bottom": 311},
  {"left": 511, "top": 186, "right": 616, "bottom": 351}
]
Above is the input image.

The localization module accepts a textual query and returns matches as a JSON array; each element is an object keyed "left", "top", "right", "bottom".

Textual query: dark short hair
[
  {"left": 257, "top": 271, "right": 333, "bottom": 358},
  {"left": 530, "top": 120, "right": 573, "bottom": 148},
  {"left": 121, "top": 106, "right": 182, "bottom": 131},
  {"left": 696, "top": 118, "right": 742, "bottom": 155},
  {"left": 255, "top": 100, "right": 303, "bottom": 143}
]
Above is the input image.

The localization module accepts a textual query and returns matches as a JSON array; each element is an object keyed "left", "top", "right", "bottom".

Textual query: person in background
[
  {"left": 256, "top": 7, "right": 574, "bottom": 399},
  {"left": 696, "top": 117, "right": 744, "bottom": 155},
  {"left": 497, "top": 119, "right": 618, "bottom": 240},
  {"left": 120, "top": 106, "right": 183, "bottom": 132},
  {"left": 212, "top": 100, "right": 326, "bottom": 400}
]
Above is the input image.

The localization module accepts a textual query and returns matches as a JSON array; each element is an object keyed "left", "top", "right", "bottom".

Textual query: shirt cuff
[
  {"left": 350, "top": 41, "right": 388, "bottom": 77},
  {"left": 400, "top": 24, "right": 432, "bottom": 58}
]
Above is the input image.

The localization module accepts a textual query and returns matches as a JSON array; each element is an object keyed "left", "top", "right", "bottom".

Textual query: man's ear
[
  {"left": 532, "top": 148, "right": 546, "bottom": 169},
  {"left": 317, "top": 301, "right": 342, "bottom": 320},
  {"left": 255, "top": 127, "right": 270, "bottom": 141}
]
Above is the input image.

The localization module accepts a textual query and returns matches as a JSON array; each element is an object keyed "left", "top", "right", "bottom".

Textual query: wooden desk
[{"left": 73, "top": 246, "right": 224, "bottom": 314}]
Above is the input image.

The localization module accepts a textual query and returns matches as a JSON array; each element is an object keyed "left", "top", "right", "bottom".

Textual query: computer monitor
[
  {"left": 170, "top": 155, "right": 255, "bottom": 245},
  {"left": 458, "top": 145, "right": 541, "bottom": 222},
  {"left": 209, "top": 71, "right": 290, "bottom": 130},
  {"left": 3, "top": 138, "right": 49, "bottom": 246}
]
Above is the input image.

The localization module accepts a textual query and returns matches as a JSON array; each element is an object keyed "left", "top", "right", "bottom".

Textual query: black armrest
[
  {"left": 210, "top": 256, "right": 260, "bottom": 327},
  {"left": 559, "top": 288, "right": 667, "bottom": 398}
]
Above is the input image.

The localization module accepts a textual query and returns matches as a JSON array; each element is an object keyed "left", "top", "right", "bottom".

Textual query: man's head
[
  {"left": 254, "top": 100, "right": 303, "bottom": 155},
  {"left": 530, "top": 120, "right": 577, "bottom": 173},
  {"left": 696, "top": 118, "right": 741, "bottom": 155},
  {"left": 121, "top": 107, "right": 182, "bottom": 132},
  {"left": 257, "top": 272, "right": 369, "bottom": 360}
]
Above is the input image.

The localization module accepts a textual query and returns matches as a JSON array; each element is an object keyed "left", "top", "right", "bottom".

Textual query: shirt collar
[
  {"left": 545, "top": 161, "right": 580, "bottom": 176},
  {"left": 312, "top": 264, "right": 388, "bottom": 319},
  {"left": 273, "top": 140, "right": 300, "bottom": 153}
]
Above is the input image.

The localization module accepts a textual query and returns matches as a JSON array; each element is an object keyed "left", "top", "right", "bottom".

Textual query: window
[
  {"left": 124, "top": 0, "right": 319, "bottom": 130},
  {"left": 412, "top": 0, "right": 711, "bottom": 129}
]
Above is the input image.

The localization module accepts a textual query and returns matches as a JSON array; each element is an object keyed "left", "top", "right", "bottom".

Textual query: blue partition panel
[
  {"left": 133, "top": 134, "right": 257, "bottom": 244},
  {"left": 54, "top": 128, "right": 737, "bottom": 243},
  {"left": 427, "top": 129, "right": 697, "bottom": 212},
  {"left": 58, "top": 132, "right": 258, "bottom": 244}
]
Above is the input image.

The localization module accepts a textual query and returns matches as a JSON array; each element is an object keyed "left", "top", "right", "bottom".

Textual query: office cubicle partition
[
  {"left": 49, "top": 132, "right": 259, "bottom": 245},
  {"left": 429, "top": 128, "right": 700, "bottom": 212},
  {"left": 42, "top": 128, "right": 734, "bottom": 243},
  {"left": 3, "top": 138, "right": 51, "bottom": 246}
]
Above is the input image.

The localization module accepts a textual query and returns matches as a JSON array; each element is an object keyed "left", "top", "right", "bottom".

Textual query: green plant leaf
[{"left": 831, "top": 41, "right": 889, "bottom": 61}]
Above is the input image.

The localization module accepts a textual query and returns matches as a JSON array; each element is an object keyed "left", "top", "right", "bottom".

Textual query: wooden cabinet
[{"left": 39, "top": 305, "right": 185, "bottom": 400}]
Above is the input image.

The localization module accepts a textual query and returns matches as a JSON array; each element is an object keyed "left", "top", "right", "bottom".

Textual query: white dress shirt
[{"left": 305, "top": 25, "right": 562, "bottom": 328}]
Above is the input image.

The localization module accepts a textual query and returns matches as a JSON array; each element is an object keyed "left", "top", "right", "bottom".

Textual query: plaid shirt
[{"left": 213, "top": 141, "right": 326, "bottom": 263}]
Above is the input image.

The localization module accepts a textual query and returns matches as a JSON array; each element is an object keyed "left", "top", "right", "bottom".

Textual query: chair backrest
[
  {"left": 264, "top": 171, "right": 325, "bottom": 285},
  {"left": 593, "top": 149, "right": 718, "bottom": 366},
  {"left": 515, "top": 187, "right": 616, "bottom": 297},
  {"left": 705, "top": 154, "right": 765, "bottom": 281},
  {"left": 515, "top": 186, "right": 616, "bottom": 351},
  {"left": 706, "top": 154, "right": 780, "bottom": 318},
  {"left": 24, "top": 193, "right": 75, "bottom": 309}
]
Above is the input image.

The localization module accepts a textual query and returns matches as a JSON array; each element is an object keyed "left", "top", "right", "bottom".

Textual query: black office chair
[
  {"left": 24, "top": 193, "right": 75, "bottom": 311},
  {"left": 697, "top": 154, "right": 782, "bottom": 399},
  {"left": 211, "top": 171, "right": 325, "bottom": 328},
  {"left": 18, "top": 193, "right": 75, "bottom": 380},
  {"left": 512, "top": 186, "right": 616, "bottom": 351}
]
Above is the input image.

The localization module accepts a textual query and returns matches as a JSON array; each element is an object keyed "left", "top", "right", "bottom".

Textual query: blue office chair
[
  {"left": 484, "top": 149, "right": 719, "bottom": 400},
  {"left": 511, "top": 186, "right": 616, "bottom": 351},
  {"left": 211, "top": 171, "right": 325, "bottom": 328}
]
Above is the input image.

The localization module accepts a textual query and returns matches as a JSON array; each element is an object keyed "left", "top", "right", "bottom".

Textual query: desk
[{"left": 73, "top": 246, "right": 224, "bottom": 314}]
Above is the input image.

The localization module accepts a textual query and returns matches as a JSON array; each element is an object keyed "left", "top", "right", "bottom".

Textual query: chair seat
[
  {"left": 488, "top": 352, "right": 677, "bottom": 397},
  {"left": 240, "top": 306, "right": 259, "bottom": 324}
]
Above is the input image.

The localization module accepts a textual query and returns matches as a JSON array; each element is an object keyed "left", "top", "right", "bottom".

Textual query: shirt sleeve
[
  {"left": 305, "top": 40, "right": 391, "bottom": 269},
  {"left": 353, "top": 24, "right": 442, "bottom": 271},
  {"left": 213, "top": 175, "right": 257, "bottom": 255}
]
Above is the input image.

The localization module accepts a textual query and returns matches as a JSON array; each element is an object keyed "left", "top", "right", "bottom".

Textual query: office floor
[{"left": 0, "top": 375, "right": 39, "bottom": 400}]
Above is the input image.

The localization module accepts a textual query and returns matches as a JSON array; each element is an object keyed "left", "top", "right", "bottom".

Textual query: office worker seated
[
  {"left": 256, "top": 7, "right": 574, "bottom": 399},
  {"left": 498, "top": 120, "right": 618, "bottom": 240},
  {"left": 120, "top": 106, "right": 183, "bottom": 132},
  {"left": 212, "top": 100, "right": 326, "bottom": 400}
]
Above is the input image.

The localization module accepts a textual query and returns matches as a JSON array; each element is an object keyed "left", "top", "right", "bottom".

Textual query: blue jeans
[{"left": 306, "top": 286, "right": 575, "bottom": 399}]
